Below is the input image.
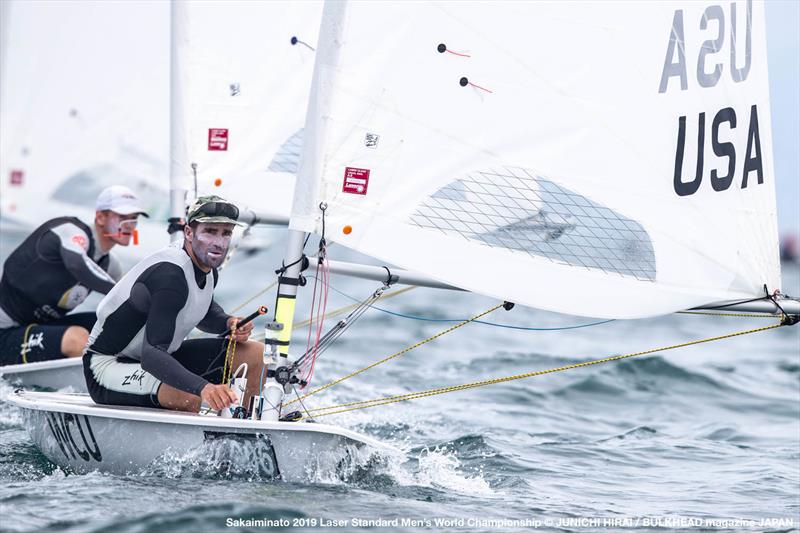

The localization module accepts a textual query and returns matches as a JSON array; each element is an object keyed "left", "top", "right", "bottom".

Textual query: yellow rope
[
  {"left": 221, "top": 320, "right": 238, "bottom": 385},
  {"left": 301, "top": 321, "right": 784, "bottom": 419},
  {"left": 286, "top": 302, "right": 506, "bottom": 406},
  {"left": 230, "top": 280, "right": 278, "bottom": 314},
  {"left": 20, "top": 323, "right": 37, "bottom": 364},
  {"left": 678, "top": 311, "right": 776, "bottom": 318}
]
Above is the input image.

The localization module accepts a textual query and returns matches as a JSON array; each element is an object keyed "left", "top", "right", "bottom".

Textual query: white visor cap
[{"left": 95, "top": 185, "right": 149, "bottom": 217}]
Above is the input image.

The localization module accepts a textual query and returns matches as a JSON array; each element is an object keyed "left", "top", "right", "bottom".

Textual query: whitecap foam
[
  {"left": 381, "top": 445, "right": 496, "bottom": 496},
  {"left": 297, "top": 387, "right": 498, "bottom": 495},
  {"left": 0, "top": 379, "right": 24, "bottom": 427}
]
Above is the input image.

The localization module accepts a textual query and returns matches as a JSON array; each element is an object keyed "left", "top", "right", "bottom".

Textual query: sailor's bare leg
[
  {"left": 155, "top": 341, "right": 264, "bottom": 413},
  {"left": 61, "top": 326, "right": 89, "bottom": 358},
  {"left": 156, "top": 383, "right": 201, "bottom": 412},
  {"left": 231, "top": 340, "right": 266, "bottom": 407}
]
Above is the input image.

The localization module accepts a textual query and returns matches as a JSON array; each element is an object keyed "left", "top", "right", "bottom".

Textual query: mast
[
  {"left": 168, "top": 0, "right": 190, "bottom": 242},
  {"left": 261, "top": 0, "right": 348, "bottom": 420}
]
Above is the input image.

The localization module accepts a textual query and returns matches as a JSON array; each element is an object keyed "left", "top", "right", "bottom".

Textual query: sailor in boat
[
  {"left": 82, "top": 196, "right": 265, "bottom": 412},
  {"left": 0, "top": 185, "right": 148, "bottom": 366}
]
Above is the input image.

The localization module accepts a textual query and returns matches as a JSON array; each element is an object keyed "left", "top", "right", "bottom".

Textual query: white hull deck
[
  {"left": 0, "top": 358, "right": 86, "bottom": 391},
  {"left": 8, "top": 390, "right": 395, "bottom": 482}
]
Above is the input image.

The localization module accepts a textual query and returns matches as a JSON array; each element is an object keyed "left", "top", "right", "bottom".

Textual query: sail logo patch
[
  {"left": 208, "top": 128, "right": 229, "bottom": 151},
  {"left": 364, "top": 133, "right": 379, "bottom": 148},
  {"left": 342, "top": 167, "right": 370, "bottom": 195},
  {"left": 10, "top": 170, "right": 24, "bottom": 186}
]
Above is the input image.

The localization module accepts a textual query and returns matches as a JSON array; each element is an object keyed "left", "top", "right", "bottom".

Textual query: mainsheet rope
[
  {"left": 285, "top": 302, "right": 507, "bottom": 406},
  {"left": 296, "top": 319, "right": 788, "bottom": 419}
]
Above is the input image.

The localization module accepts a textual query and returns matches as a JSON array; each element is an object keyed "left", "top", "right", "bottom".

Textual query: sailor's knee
[
  {"left": 157, "top": 384, "right": 200, "bottom": 412},
  {"left": 236, "top": 341, "right": 264, "bottom": 361},
  {"left": 241, "top": 340, "right": 264, "bottom": 352},
  {"left": 233, "top": 341, "right": 265, "bottom": 374},
  {"left": 61, "top": 326, "right": 89, "bottom": 358}
]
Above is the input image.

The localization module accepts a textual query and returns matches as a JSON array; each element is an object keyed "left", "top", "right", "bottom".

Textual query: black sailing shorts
[
  {"left": 83, "top": 338, "right": 229, "bottom": 409},
  {"left": 0, "top": 312, "right": 96, "bottom": 366}
]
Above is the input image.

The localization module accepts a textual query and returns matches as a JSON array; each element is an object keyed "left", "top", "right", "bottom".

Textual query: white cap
[{"left": 95, "top": 185, "right": 149, "bottom": 217}]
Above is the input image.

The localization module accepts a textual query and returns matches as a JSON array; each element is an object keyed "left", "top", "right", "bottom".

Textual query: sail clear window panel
[
  {"left": 267, "top": 128, "right": 304, "bottom": 174},
  {"left": 410, "top": 167, "right": 656, "bottom": 281},
  {"left": 51, "top": 167, "right": 168, "bottom": 220}
]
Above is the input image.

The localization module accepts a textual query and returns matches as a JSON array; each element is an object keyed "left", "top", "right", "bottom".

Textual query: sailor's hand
[
  {"left": 227, "top": 316, "right": 253, "bottom": 342},
  {"left": 200, "top": 383, "right": 238, "bottom": 411}
]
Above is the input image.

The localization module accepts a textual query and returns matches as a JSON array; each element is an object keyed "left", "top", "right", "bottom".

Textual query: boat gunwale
[
  {"left": 0, "top": 358, "right": 82, "bottom": 375},
  {"left": 8, "top": 390, "right": 398, "bottom": 452}
]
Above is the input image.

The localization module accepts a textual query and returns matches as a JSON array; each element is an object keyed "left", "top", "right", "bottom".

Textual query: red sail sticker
[
  {"left": 208, "top": 128, "right": 229, "bottom": 151},
  {"left": 9, "top": 170, "right": 24, "bottom": 186},
  {"left": 342, "top": 167, "right": 370, "bottom": 195}
]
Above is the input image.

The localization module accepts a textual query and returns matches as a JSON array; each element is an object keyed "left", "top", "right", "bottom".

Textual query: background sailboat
[
  {"left": 0, "top": 1, "right": 171, "bottom": 261},
  {"left": 0, "top": 0, "right": 323, "bottom": 389},
  {"left": 168, "top": 0, "right": 322, "bottom": 239}
]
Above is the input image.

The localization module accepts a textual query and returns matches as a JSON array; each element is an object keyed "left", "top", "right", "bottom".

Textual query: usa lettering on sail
[{"left": 659, "top": 0, "right": 763, "bottom": 197}]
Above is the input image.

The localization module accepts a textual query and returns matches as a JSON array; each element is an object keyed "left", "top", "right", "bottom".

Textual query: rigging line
[
  {"left": 230, "top": 280, "right": 278, "bottom": 314},
  {"left": 301, "top": 321, "right": 785, "bottom": 419},
  {"left": 697, "top": 295, "right": 775, "bottom": 311},
  {"left": 284, "top": 302, "right": 506, "bottom": 406},
  {"left": 300, "top": 213, "right": 332, "bottom": 385},
  {"left": 221, "top": 320, "right": 238, "bottom": 385},
  {"left": 250, "top": 285, "right": 417, "bottom": 341},
  {"left": 298, "top": 292, "right": 378, "bottom": 365},
  {"left": 677, "top": 311, "right": 777, "bottom": 318},
  {"left": 293, "top": 386, "right": 316, "bottom": 421},
  {"left": 293, "top": 284, "right": 390, "bottom": 369},
  {"left": 368, "top": 308, "right": 614, "bottom": 331},
  {"left": 321, "top": 280, "right": 614, "bottom": 331},
  {"left": 302, "top": 255, "right": 330, "bottom": 384}
]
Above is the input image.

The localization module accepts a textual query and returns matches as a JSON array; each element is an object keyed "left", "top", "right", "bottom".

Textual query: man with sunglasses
[
  {"left": 83, "top": 195, "right": 264, "bottom": 413},
  {"left": 0, "top": 185, "right": 147, "bottom": 366}
]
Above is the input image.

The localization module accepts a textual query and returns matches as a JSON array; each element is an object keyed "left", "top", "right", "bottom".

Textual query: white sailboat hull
[
  {"left": 9, "top": 390, "right": 393, "bottom": 482},
  {"left": 0, "top": 359, "right": 86, "bottom": 391}
]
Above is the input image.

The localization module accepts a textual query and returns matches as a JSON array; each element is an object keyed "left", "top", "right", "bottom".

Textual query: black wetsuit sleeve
[
  {"left": 197, "top": 299, "right": 229, "bottom": 334},
  {"left": 138, "top": 265, "right": 208, "bottom": 396},
  {"left": 51, "top": 224, "right": 116, "bottom": 294}
]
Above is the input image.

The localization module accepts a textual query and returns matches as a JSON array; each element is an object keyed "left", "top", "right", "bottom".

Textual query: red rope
[
  {"left": 468, "top": 82, "right": 493, "bottom": 94},
  {"left": 445, "top": 49, "right": 471, "bottom": 58},
  {"left": 301, "top": 254, "right": 330, "bottom": 388}
]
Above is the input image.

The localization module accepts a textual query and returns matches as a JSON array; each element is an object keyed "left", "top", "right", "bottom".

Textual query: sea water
[{"left": 0, "top": 230, "right": 798, "bottom": 532}]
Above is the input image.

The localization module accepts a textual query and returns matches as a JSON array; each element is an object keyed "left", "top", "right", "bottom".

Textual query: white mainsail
[
  {"left": 290, "top": 1, "right": 780, "bottom": 319},
  {"left": 0, "top": 1, "right": 170, "bottom": 259},
  {"left": 170, "top": 0, "right": 322, "bottom": 222},
  {"left": 0, "top": 1, "right": 169, "bottom": 221}
]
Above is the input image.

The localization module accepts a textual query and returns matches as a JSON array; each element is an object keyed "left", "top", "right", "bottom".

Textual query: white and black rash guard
[
  {"left": 0, "top": 217, "right": 121, "bottom": 327},
  {"left": 87, "top": 242, "right": 229, "bottom": 396}
]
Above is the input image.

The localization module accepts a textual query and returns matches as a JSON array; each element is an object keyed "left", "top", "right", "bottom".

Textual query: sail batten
[{"left": 291, "top": 1, "right": 780, "bottom": 319}]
